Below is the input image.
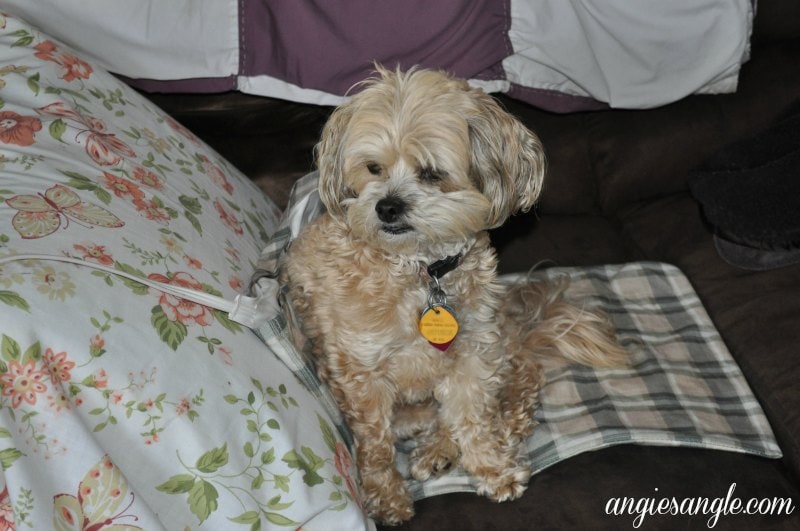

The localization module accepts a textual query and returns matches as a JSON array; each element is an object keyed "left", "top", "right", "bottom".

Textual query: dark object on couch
[
  {"left": 689, "top": 103, "right": 800, "bottom": 271},
  {"left": 144, "top": 3, "right": 800, "bottom": 528}
]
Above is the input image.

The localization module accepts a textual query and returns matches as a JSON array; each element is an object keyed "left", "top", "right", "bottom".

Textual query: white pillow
[{"left": 0, "top": 12, "right": 372, "bottom": 530}]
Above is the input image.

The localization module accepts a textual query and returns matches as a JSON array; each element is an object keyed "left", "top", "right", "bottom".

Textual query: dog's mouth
[{"left": 380, "top": 223, "right": 413, "bottom": 235}]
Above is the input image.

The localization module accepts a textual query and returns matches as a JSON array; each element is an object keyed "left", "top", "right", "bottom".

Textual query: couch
[
  {"left": 0, "top": 2, "right": 798, "bottom": 529},
  {"left": 143, "top": 3, "right": 800, "bottom": 529}
]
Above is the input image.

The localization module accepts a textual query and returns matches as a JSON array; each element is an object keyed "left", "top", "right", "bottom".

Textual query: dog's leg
[
  {"left": 435, "top": 346, "right": 532, "bottom": 503},
  {"left": 499, "top": 351, "right": 544, "bottom": 444},
  {"left": 409, "top": 422, "right": 461, "bottom": 481},
  {"left": 393, "top": 399, "right": 460, "bottom": 481},
  {"left": 328, "top": 369, "right": 414, "bottom": 525}
]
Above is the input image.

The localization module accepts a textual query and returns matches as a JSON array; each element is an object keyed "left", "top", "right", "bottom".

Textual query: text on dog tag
[{"left": 419, "top": 304, "right": 459, "bottom": 350}]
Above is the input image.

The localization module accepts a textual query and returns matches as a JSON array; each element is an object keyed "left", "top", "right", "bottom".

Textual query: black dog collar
[{"left": 426, "top": 253, "right": 462, "bottom": 279}]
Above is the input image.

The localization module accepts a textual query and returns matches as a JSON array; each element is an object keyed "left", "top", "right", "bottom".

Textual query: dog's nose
[{"left": 375, "top": 196, "right": 406, "bottom": 223}]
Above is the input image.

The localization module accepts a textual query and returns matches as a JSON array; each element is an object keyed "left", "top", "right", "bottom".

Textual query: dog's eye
[
  {"left": 366, "top": 162, "right": 382, "bottom": 175},
  {"left": 419, "top": 167, "right": 443, "bottom": 182}
]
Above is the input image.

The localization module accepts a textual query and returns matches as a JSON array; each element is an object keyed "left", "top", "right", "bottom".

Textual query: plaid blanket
[{"left": 252, "top": 173, "right": 781, "bottom": 500}]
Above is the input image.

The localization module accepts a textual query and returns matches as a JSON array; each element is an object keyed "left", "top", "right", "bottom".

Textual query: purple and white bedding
[{"left": 4, "top": 0, "right": 754, "bottom": 112}]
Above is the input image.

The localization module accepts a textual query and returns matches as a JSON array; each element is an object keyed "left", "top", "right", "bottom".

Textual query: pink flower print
[
  {"left": 103, "top": 173, "right": 144, "bottom": 202},
  {"left": 90, "top": 334, "right": 106, "bottom": 357},
  {"left": 218, "top": 346, "right": 233, "bottom": 366},
  {"left": 214, "top": 199, "right": 243, "bottom": 235},
  {"left": 165, "top": 116, "right": 199, "bottom": 144},
  {"left": 48, "top": 391, "right": 71, "bottom": 413},
  {"left": 199, "top": 154, "right": 233, "bottom": 194},
  {"left": 184, "top": 255, "right": 202, "bottom": 269},
  {"left": 228, "top": 276, "right": 243, "bottom": 292},
  {"left": 73, "top": 243, "right": 114, "bottom": 265},
  {"left": 42, "top": 348, "right": 75, "bottom": 385},
  {"left": 147, "top": 272, "right": 214, "bottom": 326},
  {"left": 0, "top": 359, "right": 48, "bottom": 408},
  {"left": 175, "top": 398, "right": 191, "bottom": 415},
  {"left": 0, "top": 111, "right": 42, "bottom": 146},
  {"left": 0, "top": 486, "right": 14, "bottom": 531},
  {"left": 134, "top": 197, "right": 171, "bottom": 224},
  {"left": 131, "top": 166, "right": 164, "bottom": 190},
  {"left": 334, "top": 442, "right": 362, "bottom": 508},
  {"left": 34, "top": 40, "right": 93, "bottom": 82},
  {"left": 111, "top": 391, "right": 124, "bottom": 405},
  {"left": 93, "top": 369, "right": 109, "bottom": 390}
]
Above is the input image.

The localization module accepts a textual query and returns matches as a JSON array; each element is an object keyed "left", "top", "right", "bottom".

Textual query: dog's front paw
[
  {"left": 409, "top": 435, "right": 460, "bottom": 481},
  {"left": 362, "top": 469, "right": 415, "bottom": 525},
  {"left": 474, "top": 463, "right": 531, "bottom": 503}
]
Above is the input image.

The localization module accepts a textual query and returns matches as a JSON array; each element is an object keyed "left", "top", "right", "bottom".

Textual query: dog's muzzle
[{"left": 376, "top": 196, "right": 412, "bottom": 234}]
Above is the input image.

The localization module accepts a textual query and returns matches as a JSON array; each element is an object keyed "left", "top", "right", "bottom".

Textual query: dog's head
[{"left": 316, "top": 66, "right": 545, "bottom": 256}]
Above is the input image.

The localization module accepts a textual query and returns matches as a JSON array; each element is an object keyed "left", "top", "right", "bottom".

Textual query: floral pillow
[{"left": 0, "top": 11, "right": 372, "bottom": 530}]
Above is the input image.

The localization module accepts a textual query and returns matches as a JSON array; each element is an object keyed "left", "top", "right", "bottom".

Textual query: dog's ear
[
  {"left": 315, "top": 102, "right": 354, "bottom": 218},
  {"left": 467, "top": 90, "right": 546, "bottom": 228},
  {"left": 316, "top": 65, "right": 396, "bottom": 217}
]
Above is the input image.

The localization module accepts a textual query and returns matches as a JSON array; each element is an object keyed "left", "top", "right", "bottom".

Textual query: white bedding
[{"left": 0, "top": 12, "right": 373, "bottom": 530}]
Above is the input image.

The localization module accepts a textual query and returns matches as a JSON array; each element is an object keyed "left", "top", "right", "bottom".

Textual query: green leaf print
[
  {"left": 151, "top": 305, "right": 187, "bottom": 350},
  {"left": 264, "top": 512, "right": 297, "bottom": 527},
  {"left": 229, "top": 511, "right": 260, "bottom": 525},
  {"left": 49, "top": 118, "right": 67, "bottom": 142},
  {"left": 281, "top": 448, "right": 324, "bottom": 487},
  {"left": 318, "top": 413, "right": 338, "bottom": 454},
  {"left": 0, "top": 290, "right": 29, "bottom": 312},
  {"left": 112, "top": 261, "right": 150, "bottom": 295},
  {"left": 1, "top": 334, "right": 21, "bottom": 362},
  {"left": 156, "top": 473, "right": 196, "bottom": 494},
  {"left": 10, "top": 32, "right": 34, "bottom": 48},
  {"left": 179, "top": 195, "right": 202, "bottom": 215},
  {"left": 20, "top": 341, "right": 40, "bottom": 364},
  {"left": 0, "top": 447, "right": 24, "bottom": 470},
  {"left": 159, "top": 380, "right": 353, "bottom": 525},
  {"left": 213, "top": 308, "right": 242, "bottom": 334},
  {"left": 195, "top": 443, "right": 229, "bottom": 473},
  {"left": 26, "top": 72, "right": 39, "bottom": 95},
  {"left": 185, "top": 210, "right": 203, "bottom": 235},
  {"left": 188, "top": 479, "right": 219, "bottom": 523},
  {"left": 59, "top": 170, "right": 113, "bottom": 204}
]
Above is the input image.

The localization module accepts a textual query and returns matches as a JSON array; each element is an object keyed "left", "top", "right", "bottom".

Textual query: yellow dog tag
[{"left": 419, "top": 304, "right": 459, "bottom": 351}]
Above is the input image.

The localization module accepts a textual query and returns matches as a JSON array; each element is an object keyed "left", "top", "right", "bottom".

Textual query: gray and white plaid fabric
[
  {"left": 251, "top": 171, "right": 322, "bottom": 287},
  {"left": 250, "top": 173, "right": 781, "bottom": 500}
]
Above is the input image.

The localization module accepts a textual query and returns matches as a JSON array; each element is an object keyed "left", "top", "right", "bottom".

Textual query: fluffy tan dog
[{"left": 282, "top": 66, "right": 626, "bottom": 525}]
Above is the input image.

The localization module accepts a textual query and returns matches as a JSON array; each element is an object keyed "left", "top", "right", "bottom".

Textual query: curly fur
[{"left": 281, "top": 66, "right": 627, "bottom": 525}]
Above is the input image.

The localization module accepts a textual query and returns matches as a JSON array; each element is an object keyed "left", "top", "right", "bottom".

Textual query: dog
[{"left": 281, "top": 66, "right": 627, "bottom": 525}]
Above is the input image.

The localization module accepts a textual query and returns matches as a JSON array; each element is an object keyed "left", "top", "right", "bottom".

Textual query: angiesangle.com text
[{"left": 605, "top": 483, "right": 796, "bottom": 528}]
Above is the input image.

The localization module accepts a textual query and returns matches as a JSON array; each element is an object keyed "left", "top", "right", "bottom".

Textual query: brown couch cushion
[{"left": 386, "top": 445, "right": 797, "bottom": 530}]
